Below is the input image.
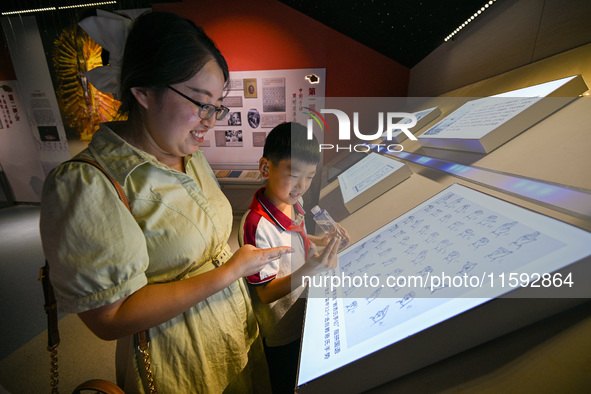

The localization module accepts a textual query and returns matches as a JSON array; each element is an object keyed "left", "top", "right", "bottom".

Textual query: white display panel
[
  {"left": 416, "top": 75, "right": 588, "bottom": 153},
  {"left": 378, "top": 106, "right": 441, "bottom": 143},
  {"left": 297, "top": 184, "right": 591, "bottom": 391},
  {"left": 337, "top": 153, "right": 411, "bottom": 213}
]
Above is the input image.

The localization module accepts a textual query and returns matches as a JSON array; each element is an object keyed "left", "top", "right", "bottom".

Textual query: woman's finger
[{"left": 263, "top": 246, "right": 294, "bottom": 261}]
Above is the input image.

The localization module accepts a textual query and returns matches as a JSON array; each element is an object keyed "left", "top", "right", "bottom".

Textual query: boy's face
[{"left": 260, "top": 157, "right": 317, "bottom": 211}]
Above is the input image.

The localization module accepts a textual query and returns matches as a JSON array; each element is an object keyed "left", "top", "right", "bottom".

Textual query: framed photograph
[{"left": 243, "top": 78, "right": 258, "bottom": 98}]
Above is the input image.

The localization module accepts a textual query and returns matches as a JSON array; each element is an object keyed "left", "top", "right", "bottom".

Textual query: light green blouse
[{"left": 40, "top": 123, "right": 270, "bottom": 393}]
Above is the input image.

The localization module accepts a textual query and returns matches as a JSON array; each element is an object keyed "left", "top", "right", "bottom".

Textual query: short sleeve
[
  {"left": 40, "top": 162, "right": 149, "bottom": 313},
  {"left": 240, "top": 211, "right": 280, "bottom": 285}
]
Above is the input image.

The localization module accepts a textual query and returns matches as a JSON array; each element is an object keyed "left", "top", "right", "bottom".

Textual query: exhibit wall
[
  {"left": 153, "top": 0, "right": 410, "bottom": 164},
  {"left": 153, "top": 0, "right": 409, "bottom": 98},
  {"left": 0, "top": 0, "right": 411, "bottom": 203}
]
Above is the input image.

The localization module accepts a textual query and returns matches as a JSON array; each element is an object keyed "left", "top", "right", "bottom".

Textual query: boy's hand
[
  {"left": 226, "top": 244, "right": 294, "bottom": 278},
  {"left": 311, "top": 223, "right": 351, "bottom": 251},
  {"left": 334, "top": 223, "right": 350, "bottom": 250},
  {"left": 307, "top": 242, "right": 318, "bottom": 258},
  {"left": 301, "top": 236, "right": 340, "bottom": 277}
]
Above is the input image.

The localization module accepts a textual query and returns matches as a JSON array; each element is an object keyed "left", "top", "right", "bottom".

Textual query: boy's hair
[{"left": 263, "top": 122, "right": 320, "bottom": 165}]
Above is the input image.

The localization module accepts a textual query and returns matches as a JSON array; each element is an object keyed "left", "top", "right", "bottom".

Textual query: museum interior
[{"left": 1, "top": 0, "right": 590, "bottom": 392}]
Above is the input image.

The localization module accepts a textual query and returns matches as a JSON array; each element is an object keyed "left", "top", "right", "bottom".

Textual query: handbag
[{"left": 39, "top": 158, "right": 156, "bottom": 393}]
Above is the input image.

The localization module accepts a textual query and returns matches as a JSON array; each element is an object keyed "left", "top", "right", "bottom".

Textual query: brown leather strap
[
  {"left": 69, "top": 157, "right": 130, "bottom": 211},
  {"left": 72, "top": 379, "right": 125, "bottom": 394},
  {"left": 135, "top": 329, "right": 150, "bottom": 349},
  {"left": 41, "top": 157, "right": 131, "bottom": 348},
  {"left": 39, "top": 263, "right": 60, "bottom": 347},
  {"left": 42, "top": 157, "right": 135, "bottom": 393}
]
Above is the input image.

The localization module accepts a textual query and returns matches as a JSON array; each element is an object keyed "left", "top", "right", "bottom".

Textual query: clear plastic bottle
[{"left": 311, "top": 205, "right": 348, "bottom": 249}]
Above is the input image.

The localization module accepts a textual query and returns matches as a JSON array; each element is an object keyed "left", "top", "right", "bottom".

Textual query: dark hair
[
  {"left": 263, "top": 122, "right": 320, "bottom": 165},
  {"left": 118, "top": 11, "right": 229, "bottom": 117}
]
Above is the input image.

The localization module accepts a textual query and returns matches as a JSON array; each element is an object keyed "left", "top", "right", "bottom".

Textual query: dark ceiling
[
  {"left": 277, "top": 0, "right": 500, "bottom": 68},
  {"left": 1, "top": 0, "right": 500, "bottom": 68}
]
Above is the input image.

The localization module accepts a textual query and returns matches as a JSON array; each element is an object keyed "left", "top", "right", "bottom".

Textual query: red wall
[{"left": 153, "top": 0, "right": 409, "bottom": 97}]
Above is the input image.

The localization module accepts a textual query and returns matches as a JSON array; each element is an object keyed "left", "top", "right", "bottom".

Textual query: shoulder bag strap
[
  {"left": 40, "top": 158, "right": 155, "bottom": 393},
  {"left": 69, "top": 157, "right": 130, "bottom": 209}
]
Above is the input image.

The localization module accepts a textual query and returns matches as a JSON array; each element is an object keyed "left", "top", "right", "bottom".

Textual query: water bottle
[{"left": 311, "top": 205, "right": 348, "bottom": 249}]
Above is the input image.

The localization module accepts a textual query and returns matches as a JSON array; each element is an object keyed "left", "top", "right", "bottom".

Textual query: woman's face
[{"left": 137, "top": 59, "right": 225, "bottom": 166}]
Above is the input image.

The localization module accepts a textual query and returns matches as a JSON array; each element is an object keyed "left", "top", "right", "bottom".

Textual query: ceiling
[
  {"left": 277, "top": 0, "right": 500, "bottom": 68},
  {"left": 0, "top": 0, "right": 499, "bottom": 68}
]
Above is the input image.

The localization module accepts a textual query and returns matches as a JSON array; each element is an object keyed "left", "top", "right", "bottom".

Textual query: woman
[{"left": 40, "top": 11, "right": 291, "bottom": 393}]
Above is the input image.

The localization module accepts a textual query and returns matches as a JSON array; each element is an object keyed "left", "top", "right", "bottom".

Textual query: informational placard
[
  {"left": 338, "top": 153, "right": 412, "bottom": 213},
  {"left": 416, "top": 75, "right": 588, "bottom": 153},
  {"left": 297, "top": 184, "right": 591, "bottom": 392},
  {"left": 1, "top": 15, "right": 71, "bottom": 179},
  {"left": 0, "top": 81, "right": 46, "bottom": 202},
  {"left": 199, "top": 68, "right": 325, "bottom": 167}
]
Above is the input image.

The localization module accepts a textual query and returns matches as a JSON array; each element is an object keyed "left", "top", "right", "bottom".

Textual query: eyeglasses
[{"left": 167, "top": 85, "right": 230, "bottom": 121}]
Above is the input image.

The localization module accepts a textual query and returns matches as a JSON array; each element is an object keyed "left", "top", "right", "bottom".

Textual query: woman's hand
[
  {"left": 225, "top": 244, "right": 294, "bottom": 278},
  {"left": 78, "top": 244, "right": 293, "bottom": 340}
]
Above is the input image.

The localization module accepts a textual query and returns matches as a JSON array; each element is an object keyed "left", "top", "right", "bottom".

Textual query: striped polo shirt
[{"left": 239, "top": 187, "right": 310, "bottom": 346}]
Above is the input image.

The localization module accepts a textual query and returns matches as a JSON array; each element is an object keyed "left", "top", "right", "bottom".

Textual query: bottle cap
[{"left": 311, "top": 205, "right": 321, "bottom": 215}]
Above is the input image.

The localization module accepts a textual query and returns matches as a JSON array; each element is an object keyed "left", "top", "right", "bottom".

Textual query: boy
[{"left": 239, "top": 122, "right": 345, "bottom": 393}]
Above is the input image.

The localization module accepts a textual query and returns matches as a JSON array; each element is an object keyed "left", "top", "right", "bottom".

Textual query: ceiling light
[
  {"left": 58, "top": 1, "right": 117, "bottom": 9},
  {"left": 444, "top": 0, "right": 497, "bottom": 42},
  {"left": 1, "top": 1, "right": 116, "bottom": 15},
  {"left": 2, "top": 7, "right": 56, "bottom": 15}
]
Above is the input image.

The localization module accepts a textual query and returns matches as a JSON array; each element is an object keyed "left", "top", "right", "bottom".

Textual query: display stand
[
  {"left": 338, "top": 153, "right": 412, "bottom": 213},
  {"left": 376, "top": 106, "right": 441, "bottom": 144},
  {"left": 296, "top": 184, "right": 591, "bottom": 393},
  {"left": 416, "top": 75, "right": 588, "bottom": 153}
]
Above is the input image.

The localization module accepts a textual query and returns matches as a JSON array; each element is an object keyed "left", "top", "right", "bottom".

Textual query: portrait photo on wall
[
  {"left": 243, "top": 78, "right": 257, "bottom": 98},
  {"left": 247, "top": 108, "right": 261, "bottom": 128},
  {"left": 227, "top": 112, "right": 242, "bottom": 126}
]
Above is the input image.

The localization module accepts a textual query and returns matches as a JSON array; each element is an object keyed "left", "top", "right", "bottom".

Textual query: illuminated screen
[
  {"left": 415, "top": 75, "right": 585, "bottom": 153},
  {"left": 491, "top": 75, "right": 577, "bottom": 97},
  {"left": 297, "top": 184, "right": 591, "bottom": 390}
]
